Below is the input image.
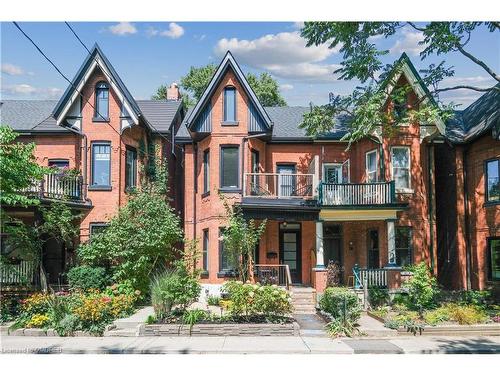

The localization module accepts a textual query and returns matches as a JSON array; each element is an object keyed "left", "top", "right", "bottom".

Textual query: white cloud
[
  {"left": 148, "top": 23, "right": 185, "bottom": 39},
  {"left": 280, "top": 83, "right": 294, "bottom": 91},
  {"left": 214, "top": 31, "right": 341, "bottom": 82},
  {"left": 390, "top": 27, "right": 426, "bottom": 56},
  {"left": 1, "top": 63, "right": 24, "bottom": 76},
  {"left": 108, "top": 22, "right": 137, "bottom": 36},
  {"left": 1, "top": 84, "right": 62, "bottom": 98},
  {"left": 441, "top": 75, "right": 496, "bottom": 87},
  {"left": 292, "top": 22, "right": 305, "bottom": 30}
]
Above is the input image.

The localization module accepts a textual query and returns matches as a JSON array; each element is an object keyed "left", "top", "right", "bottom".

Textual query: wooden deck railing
[
  {"left": 0, "top": 260, "right": 36, "bottom": 285},
  {"left": 254, "top": 264, "right": 292, "bottom": 289},
  {"left": 320, "top": 181, "right": 396, "bottom": 206},
  {"left": 23, "top": 173, "right": 86, "bottom": 202}
]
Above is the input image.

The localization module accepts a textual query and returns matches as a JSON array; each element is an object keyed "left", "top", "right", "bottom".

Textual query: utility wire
[
  {"left": 12, "top": 21, "right": 164, "bottom": 160},
  {"left": 64, "top": 21, "right": 184, "bottom": 153}
]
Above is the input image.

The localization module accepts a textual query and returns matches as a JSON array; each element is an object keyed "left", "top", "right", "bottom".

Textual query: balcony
[
  {"left": 243, "top": 173, "right": 316, "bottom": 199},
  {"left": 23, "top": 173, "right": 87, "bottom": 203},
  {"left": 319, "top": 181, "right": 396, "bottom": 206}
]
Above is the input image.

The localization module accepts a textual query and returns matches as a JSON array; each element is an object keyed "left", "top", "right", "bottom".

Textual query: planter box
[{"left": 141, "top": 322, "right": 300, "bottom": 337}]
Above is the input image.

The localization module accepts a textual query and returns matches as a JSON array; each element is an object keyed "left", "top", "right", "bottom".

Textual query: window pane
[
  {"left": 90, "top": 224, "right": 108, "bottom": 237},
  {"left": 224, "top": 88, "right": 236, "bottom": 121},
  {"left": 48, "top": 160, "right": 69, "bottom": 170},
  {"left": 221, "top": 147, "right": 238, "bottom": 188},
  {"left": 392, "top": 148, "right": 410, "bottom": 188},
  {"left": 487, "top": 160, "right": 499, "bottom": 201},
  {"left": 203, "top": 230, "right": 209, "bottom": 271},
  {"left": 366, "top": 152, "right": 377, "bottom": 182},
  {"left": 490, "top": 239, "right": 500, "bottom": 281},
  {"left": 392, "top": 148, "right": 409, "bottom": 168},
  {"left": 219, "top": 229, "right": 236, "bottom": 271},
  {"left": 96, "top": 84, "right": 109, "bottom": 120},
  {"left": 92, "top": 144, "right": 110, "bottom": 186},
  {"left": 125, "top": 148, "right": 137, "bottom": 189},
  {"left": 203, "top": 150, "right": 210, "bottom": 193},
  {"left": 394, "top": 167, "right": 410, "bottom": 189},
  {"left": 395, "top": 227, "right": 412, "bottom": 267}
]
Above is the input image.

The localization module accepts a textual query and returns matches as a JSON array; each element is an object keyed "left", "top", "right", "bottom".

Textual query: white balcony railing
[
  {"left": 320, "top": 181, "right": 396, "bottom": 206},
  {"left": 243, "top": 173, "right": 315, "bottom": 199}
]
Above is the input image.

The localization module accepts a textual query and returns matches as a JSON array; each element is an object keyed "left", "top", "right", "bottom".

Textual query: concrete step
[{"left": 104, "top": 328, "right": 138, "bottom": 337}]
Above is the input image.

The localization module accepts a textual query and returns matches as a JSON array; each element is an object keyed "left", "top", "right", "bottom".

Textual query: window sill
[
  {"left": 201, "top": 191, "right": 210, "bottom": 199},
  {"left": 200, "top": 271, "right": 209, "bottom": 279},
  {"left": 88, "top": 185, "right": 112, "bottom": 191},
  {"left": 218, "top": 188, "right": 241, "bottom": 194},
  {"left": 92, "top": 117, "right": 110, "bottom": 122},
  {"left": 221, "top": 121, "right": 239, "bottom": 126},
  {"left": 217, "top": 271, "right": 238, "bottom": 278},
  {"left": 125, "top": 186, "right": 137, "bottom": 194}
]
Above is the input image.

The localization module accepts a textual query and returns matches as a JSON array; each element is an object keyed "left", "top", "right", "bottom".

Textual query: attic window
[
  {"left": 223, "top": 86, "right": 237, "bottom": 124},
  {"left": 94, "top": 81, "right": 109, "bottom": 121}
]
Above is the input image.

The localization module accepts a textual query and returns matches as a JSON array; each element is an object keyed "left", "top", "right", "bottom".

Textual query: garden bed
[{"left": 141, "top": 321, "right": 299, "bottom": 336}]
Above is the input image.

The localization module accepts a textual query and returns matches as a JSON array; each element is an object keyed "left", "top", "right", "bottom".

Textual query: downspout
[
  {"left": 193, "top": 142, "right": 198, "bottom": 240},
  {"left": 427, "top": 141, "right": 435, "bottom": 274},
  {"left": 462, "top": 145, "right": 472, "bottom": 290}
]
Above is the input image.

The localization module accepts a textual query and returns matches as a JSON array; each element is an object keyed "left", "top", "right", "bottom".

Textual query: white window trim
[
  {"left": 365, "top": 149, "right": 378, "bottom": 183},
  {"left": 323, "top": 163, "right": 343, "bottom": 183},
  {"left": 391, "top": 146, "right": 413, "bottom": 193}
]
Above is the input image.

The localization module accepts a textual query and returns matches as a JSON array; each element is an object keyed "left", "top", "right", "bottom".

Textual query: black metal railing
[
  {"left": 244, "top": 173, "right": 315, "bottom": 199},
  {"left": 254, "top": 264, "right": 292, "bottom": 289}
]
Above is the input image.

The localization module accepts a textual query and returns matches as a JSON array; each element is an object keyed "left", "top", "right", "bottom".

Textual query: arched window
[{"left": 94, "top": 81, "right": 109, "bottom": 121}]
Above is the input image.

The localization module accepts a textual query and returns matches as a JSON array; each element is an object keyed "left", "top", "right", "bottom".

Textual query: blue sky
[{"left": 1, "top": 22, "right": 498, "bottom": 107}]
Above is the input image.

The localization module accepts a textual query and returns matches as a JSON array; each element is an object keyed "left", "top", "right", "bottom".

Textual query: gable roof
[
  {"left": 445, "top": 85, "right": 500, "bottom": 144},
  {"left": 52, "top": 43, "right": 142, "bottom": 127},
  {"left": 184, "top": 51, "right": 273, "bottom": 132}
]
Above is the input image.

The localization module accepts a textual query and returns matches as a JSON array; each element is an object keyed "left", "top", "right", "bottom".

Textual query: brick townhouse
[
  {"left": 1, "top": 47, "right": 498, "bottom": 294},
  {"left": 0, "top": 44, "right": 184, "bottom": 284}
]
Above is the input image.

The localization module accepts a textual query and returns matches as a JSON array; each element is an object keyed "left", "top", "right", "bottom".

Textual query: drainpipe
[
  {"left": 462, "top": 145, "right": 472, "bottom": 290},
  {"left": 427, "top": 140, "right": 435, "bottom": 274},
  {"left": 193, "top": 142, "right": 198, "bottom": 240}
]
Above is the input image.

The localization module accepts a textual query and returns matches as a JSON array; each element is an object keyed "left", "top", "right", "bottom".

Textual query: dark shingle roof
[
  {"left": 1, "top": 99, "right": 181, "bottom": 134},
  {"left": 137, "top": 100, "right": 182, "bottom": 133},
  {"left": 0, "top": 100, "right": 67, "bottom": 133},
  {"left": 445, "top": 86, "right": 500, "bottom": 144}
]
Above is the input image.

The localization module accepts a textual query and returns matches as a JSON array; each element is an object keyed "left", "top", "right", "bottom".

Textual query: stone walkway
[
  {"left": 293, "top": 314, "right": 328, "bottom": 337},
  {"left": 1, "top": 335, "right": 499, "bottom": 354}
]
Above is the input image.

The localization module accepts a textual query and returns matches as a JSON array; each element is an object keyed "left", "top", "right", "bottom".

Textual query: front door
[
  {"left": 279, "top": 223, "right": 301, "bottom": 283},
  {"left": 323, "top": 224, "right": 342, "bottom": 266},
  {"left": 367, "top": 229, "right": 380, "bottom": 268}
]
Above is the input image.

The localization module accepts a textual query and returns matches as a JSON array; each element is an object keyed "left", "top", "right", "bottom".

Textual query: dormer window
[
  {"left": 223, "top": 86, "right": 237, "bottom": 124},
  {"left": 94, "top": 81, "right": 109, "bottom": 121}
]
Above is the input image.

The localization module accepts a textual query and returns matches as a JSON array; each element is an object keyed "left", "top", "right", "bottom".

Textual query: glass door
[
  {"left": 279, "top": 223, "right": 301, "bottom": 283},
  {"left": 277, "top": 164, "right": 296, "bottom": 197}
]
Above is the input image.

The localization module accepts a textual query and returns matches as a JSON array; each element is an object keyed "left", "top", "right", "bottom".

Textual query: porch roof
[{"left": 239, "top": 198, "right": 320, "bottom": 221}]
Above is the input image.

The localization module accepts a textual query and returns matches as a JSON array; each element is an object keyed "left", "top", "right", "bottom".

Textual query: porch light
[
  {"left": 349, "top": 241, "right": 354, "bottom": 251},
  {"left": 282, "top": 221, "right": 287, "bottom": 228}
]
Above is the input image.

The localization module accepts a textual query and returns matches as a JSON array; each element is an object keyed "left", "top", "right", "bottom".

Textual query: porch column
[
  {"left": 315, "top": 221, "right": 325, "bottom": 268},
  {"left": 386, "top": 220, "right": 397, "bottom": 267}
]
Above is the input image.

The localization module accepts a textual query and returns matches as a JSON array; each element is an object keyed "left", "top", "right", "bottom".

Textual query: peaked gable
[
  {"left": 185, "top": 51, "right": 273, "bottom": 133},
  {"left": 52, "top": 44, "right": 142, "bottom": 129}
]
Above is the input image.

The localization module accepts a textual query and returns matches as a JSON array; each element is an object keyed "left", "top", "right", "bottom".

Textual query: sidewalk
[{"left": 1, "top": 335, "right": 499, "bottom": 354}]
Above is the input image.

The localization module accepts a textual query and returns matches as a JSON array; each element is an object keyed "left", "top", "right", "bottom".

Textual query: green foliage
[
  {"left": 246, "top": 72, "right": 287, "bottom": 106},
  {"left": 424, "top": 306, "right": 450, "bottom": 326},
  {"left": 0, "top": 125, "right": 47, "bottom": 206},
  {"left": 55, "top": 314, "right": 80, "bottom": 336},
  {"left": 38, "top": 202, "right": 81, "bottom": 245},
  {"left": 77, "top": 161, "right": 183, "bottom": 294},
  {"left": 177, "top": 63, "right": 287, "bottom": 107},
  {"left": 298, "top": 22, "right": 498, "bottom": 143},
  {"left": 325, "top": 317, "right": 360, "bottom": 338},
  {"left": 151, "top": 84, "right": 168, "bottom": 100},
  {"left": 182, "top": 308, "right": 209, "bottom": 335},
  {"left": 403, "top": 262, "right": 440, "bottom": 312},
  {"left": 221, "top": 281, "right": 293, "bottom": 321},
  {"left": 150, "top": 264, "right": 201, "bottom": 319},
  {"left": 457, "top": 290, "right": 492, "bottom": 307},
  {"left": 220, "top": 194, "right": 267, "bottom": 282},
  {"left": 67, "top": 266, "right": 111, "bottom": 291},
  {"left": 368, "top": 286, "right": 389, "bottom": 308},
  {"left": 443, "top": 303, "right": 489, "bottom": 325},
  {"left": 319, "top": 287, "right": 362, "bottom": 322},
  {"left": 207, "top": 295, "right": 221, "bottom": 306}
]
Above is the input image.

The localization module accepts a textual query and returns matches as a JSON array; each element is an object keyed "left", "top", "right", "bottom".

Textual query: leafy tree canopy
[
  {"left": 299, "top": 22, "right": 499, "bottom": 146},
  {"left": 153, "top": 64, "right": 287, "bottom": 107},
  {"left": 0, "top": 125, "right": 49, "bottom": 206}
]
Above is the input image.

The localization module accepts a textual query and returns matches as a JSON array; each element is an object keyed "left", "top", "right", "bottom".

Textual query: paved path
[{"left": 1, "top": 335, "right": 499, "bottom": 354}]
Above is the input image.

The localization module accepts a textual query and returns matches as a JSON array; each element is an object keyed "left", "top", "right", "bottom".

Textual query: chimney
[{"left": 166, "top": 82, "right": 181, "bottom": 101}]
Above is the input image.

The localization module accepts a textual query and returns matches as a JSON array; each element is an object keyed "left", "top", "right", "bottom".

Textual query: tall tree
[
  {"left": 152, "top": 63, "right": 288, "bottom": 108},
  {"left": 299, "top": 22, "right": 499, "bottom": 145},
  {"left": 0, "top": 125, "right": 47, "bottom": 206}
]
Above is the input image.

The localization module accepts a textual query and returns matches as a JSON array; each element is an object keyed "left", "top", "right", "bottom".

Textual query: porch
[{"left": 22, "top": 172, "right": 88, "bottom": 204}]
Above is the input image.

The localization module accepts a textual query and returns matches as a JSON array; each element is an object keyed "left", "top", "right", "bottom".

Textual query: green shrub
[
  {"left": 150, "top": 265, "right": 201, "bottom": 319},
  {"left": 55, "top": 314, "right": 80, "bottom": 336},
  {"left": 444, "top": 303, "right": 489, "bottom": 325},
  {"left": 424, "top": 307, "right": 450, "bottom": 326},
  {"left": 221, "top": 281, "right": 292, "bottom": 320},
  {"left": 457, "top": 290, "right": 491, "bottom": 307},
  {"left": 182, "top": 309, "right": 209, "bottom": 334},
  {"left": 207, "top": 295, "right": 221, "bottom": 306},
  {"left": 67, "top": 266, "right": 110, "bottom": 291},
  {"left": 319, "top": 287, "right": 361, "bottom": 322},
  {"left": 403, "top": 262, "right": 440, "bottom": 311},
  {"left": 368, "top": 286, "right": 389, "bottom": 308}
]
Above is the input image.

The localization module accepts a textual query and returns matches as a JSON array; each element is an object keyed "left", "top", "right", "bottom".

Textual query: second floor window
[
  {"left": 220, "top": 146, "right": 239, "bottom": 189},
  {"left": 366, "top": 150, "right": 378, "bottom": 183},
  {"left": 95, "top": 81, "right": 109, "bottom": 121},
  {"left": 125, "top": 147, "right": 137, "bottom": 190},
  {"left": 223, "top": 87, "right": 236, "bottom": 122},
  {"left": 203, "top": 149, "right": 210, "bottom": 194},
  {"left": 91, "top": 143, "right": 111, "bottom": 188},
  {"left": 391, "top": 147, "right": 410, "bottom": 189},
  {"left": 48, "top": 159, "right": 69, "bottom": 171},
  {"left": 486, "top": 159, "right": 500, "bottom": 203}
]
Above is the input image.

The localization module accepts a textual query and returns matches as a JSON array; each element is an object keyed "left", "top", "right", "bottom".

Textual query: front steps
[{"left": 290, "top": 286, "right": 317, "bottom": 314}]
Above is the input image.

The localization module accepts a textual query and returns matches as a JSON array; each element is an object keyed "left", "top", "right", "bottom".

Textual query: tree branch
[
  {"left": 407, "top": 22, "right": 425, "bottom": 32},
  {"left": 434, "top": 85, "right": 500, "bottom": 93},
  {"left": 456, "top": 45, "right": 500, "bottom": 82}
]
